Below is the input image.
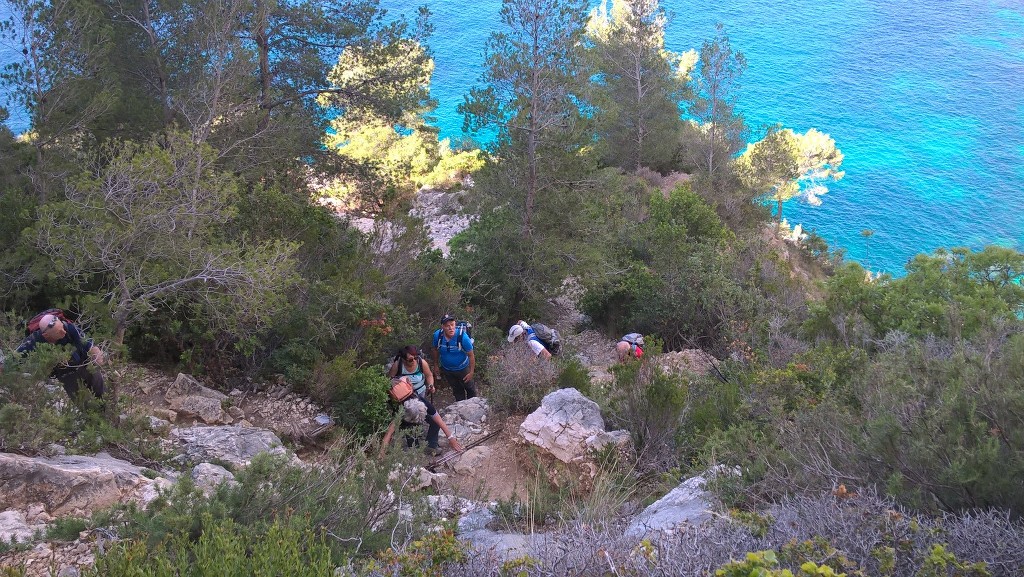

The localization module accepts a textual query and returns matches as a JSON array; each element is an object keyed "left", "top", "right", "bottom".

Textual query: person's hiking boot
[{"left": 424, "top": 446, "right": 443, "bottom": 457}]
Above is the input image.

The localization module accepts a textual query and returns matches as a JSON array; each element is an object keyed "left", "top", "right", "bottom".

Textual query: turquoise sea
[
  {"left": 2, "top": 1, "right": 1022, "bottom": 274},
  {"left": 381, "top": 0, "right": 1024, "bottom": 275}
]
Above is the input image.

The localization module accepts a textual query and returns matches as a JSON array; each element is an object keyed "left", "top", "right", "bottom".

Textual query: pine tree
[{"left": 586, "top": 0, "right": 695, "bottom": 173}]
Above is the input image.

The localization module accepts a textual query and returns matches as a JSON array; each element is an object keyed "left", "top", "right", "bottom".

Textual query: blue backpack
[{"left": 434, "top": 321, "right": 474, "bottom": 352}]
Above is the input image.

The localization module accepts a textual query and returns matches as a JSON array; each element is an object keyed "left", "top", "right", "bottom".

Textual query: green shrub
[
  {"left": 46, "top": 517, "right": 89, "bottom": 542},
  {"left": 556, "top": 357, "right": 591, "bottom": 397},
  {"left": 88, "top": 515, "right": 333, "bottom": 577},
  {"left": 715, "top": 550, "right": 851, "bottom": 577},
  {"left": 111, "top": 439, "right": 432, "bottom": 562},
  {"left": 775, "top": 335, "right": 1024, "bottom": 515},
  {"left": 370, "top": 525, "right": 467, "bottom": 577},
  {"left": 315, "top": 355, "right": 390, "bottom": 437},
  {"left": 603, "top": 361, "right": 688, "bottom": 474},
  {"left": 422, "top": 146, "right": 485, "bottom": 188},
  {"left": 915, "top": 545, "right": 990, "bottom": 577}
]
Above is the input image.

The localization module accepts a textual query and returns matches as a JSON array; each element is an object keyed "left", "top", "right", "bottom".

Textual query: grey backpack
[{"left": 530, "top": 323, "right": 562, "bottom": 356}]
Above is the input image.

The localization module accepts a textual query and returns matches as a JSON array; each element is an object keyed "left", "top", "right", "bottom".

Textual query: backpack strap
[
  {"left": 397, "top": 358, "right": 423, "bottom": 377},
  {"left": 436, "top": 325, "right": 471, "bottom": 353},
  {"left": 454, "top": 325, "right": 464, "bottom": 352}
]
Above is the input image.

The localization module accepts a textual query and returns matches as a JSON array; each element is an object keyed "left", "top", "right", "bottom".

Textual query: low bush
[
  {"left": 104, "top": 435, "right": 433, "bottom": 562},
  {"left": 88, "top": 515, "right": 333, "bottom": 577},
  {"left": 311, "top": 354, "right": 391, "bottom": 437},
  {"left": 485, "top": 344, "right": 559, "bottom": 415},
  {"left": 430, "top": 491, "right": 1022, "bottom": 576},
  {"left": 763, "top": 334, "right": 1024, "bottom": 515}
]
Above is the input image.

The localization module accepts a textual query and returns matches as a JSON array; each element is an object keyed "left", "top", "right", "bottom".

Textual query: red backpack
[{"left": 26, "top": 309, "right": 69, "bottom": 335}]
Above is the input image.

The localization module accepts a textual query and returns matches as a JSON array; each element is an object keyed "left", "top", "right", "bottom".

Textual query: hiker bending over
[
  {"left": 387, "top": 345, "right": 435, "bottom": 398},
  {"left": 381, "top": 383, "right": 464, "bottom": 457},
  {"left": 616, "top": 333, "right": 645, "bottom": 362},
  {"left": 432, "top": 315, "right": 477, "bottom": 401},
  {"left": 16, "top": 313, "right": 105, "bottom": 401},
  {"left": 507, "top": 320, "right": 554, "bottom": 360}
]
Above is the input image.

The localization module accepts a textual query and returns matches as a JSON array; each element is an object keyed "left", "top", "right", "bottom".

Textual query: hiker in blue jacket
[{"left": 431, "top": 315, "right": 476, "bottom": 401}]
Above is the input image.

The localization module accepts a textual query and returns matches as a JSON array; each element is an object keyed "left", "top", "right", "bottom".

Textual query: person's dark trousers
[
  {"left": 425, "top": 419, "right": 441, "bottom": 448},
  {"left": 55, "top": 366, "right": 105, "bottom": 401},
  {"left": 399, "top": 420, "right": 441, "bottom": 448},
  {"left": 440, "top": 366, "right": 476, "bottom": 401}
]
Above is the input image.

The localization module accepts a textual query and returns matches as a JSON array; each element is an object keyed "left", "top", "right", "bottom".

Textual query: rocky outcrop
[
  {"left": 655, "top": 349, "right": 720, "bottom": 377},
  {"left": 168, "top": 395, "right": 230, "bottom": 425},
  {"left": 440, "top": 397, "right": 491, "bottom": 447},
  {"left": 409, "top": 188, "right": 475, "bottom": 256},
  {"left": 236, "top": 389, "right": 328, "bottom": 445},
  {"left": 190, "top": 463, "right": 237, "bottom": 496},
  {"left": 170, "top": 426, "right": 292, "bottom": 469},
  {"left": 518, "top": 388, "right": 632, "bottom": 464},
  {"left": 0, "top": 510, "right": 41, "bottom": 545},
  {"left": 0, "top": 453, "right": 170, "bottom": 518},
  {"left": 164, "top": 373, "right": 227, "bottom": 403},
  {"left": 624, "top": 470, "right": 722, "bottom": 537},
  {"left": 164, "top": 373, "right": 233, "bottom": 425}
]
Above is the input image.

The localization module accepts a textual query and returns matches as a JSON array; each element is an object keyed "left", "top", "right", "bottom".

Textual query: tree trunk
[
  {"left": 254, "top": 0, "right": 272, "bottom": 130},
  {"left": 776, "top": 195, "right": 783, "bottom": 232}
]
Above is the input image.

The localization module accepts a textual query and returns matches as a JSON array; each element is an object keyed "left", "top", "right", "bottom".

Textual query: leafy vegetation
[{"left": 1, "top": 0, "right": 1023, "bottom": 574}]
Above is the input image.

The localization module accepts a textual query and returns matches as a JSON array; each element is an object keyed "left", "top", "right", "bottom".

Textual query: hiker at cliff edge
[
  {"left": 431, "top": 315, "right": 476, "bottom": 401},
  {"left": 15, "top": 312, "right": 106, "bottom": 402}
]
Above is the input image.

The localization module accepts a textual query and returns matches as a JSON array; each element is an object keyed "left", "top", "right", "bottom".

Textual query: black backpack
[
  {"left": 434, "top": 321, "right": 474, "bottom": 352},
  {"left": 530, "top": 323, "right": 561, "bottom": 356}
]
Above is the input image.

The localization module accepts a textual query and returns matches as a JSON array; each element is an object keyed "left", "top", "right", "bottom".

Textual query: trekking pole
[{"left": 427, "top": 426, "right": 503, "bottom": 472}]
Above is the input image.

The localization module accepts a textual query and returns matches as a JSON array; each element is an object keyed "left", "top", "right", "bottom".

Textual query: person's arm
[
  {"left": 422, "top": 360, "right": 435, "bottom": 393},
  {"left": 431, "top": 334, "right": 441, "bottom": 371},
  {"left": 431, "top": 414, "right": 464, "bottom": 452},
  {"left": 387, "top": 359, "right": 399, "bottom": 378},
  {"left": 464, "top": 350, "right": 475, "bottom": 381},
  {"left": 379, "top": 421, "right": 397, "bottom": 458},
  {"left": 528, "top": 339, "right": 551, "bottom": 360},
  {"left": 89, "top": 344, "right": 104, "bottom": 366}
]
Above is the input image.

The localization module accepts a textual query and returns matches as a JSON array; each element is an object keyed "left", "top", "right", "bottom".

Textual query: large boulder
[
  {"left": 190, "top": 463, "right": 237, "bottom": 496},
  {"left": 164, "top": 373, "right": 232, "bottom": 424},
  {"left": 518, "top": 388, "right": 630, "bottom": 464},
  {"left": 0, "top": 510, "right": 38, "bottom": 545},
  {"left": 0, "top": 453, "right": 171, "bottom": 518},
  {"left": 168, "top": 395, "right": 231, "bottom": 425},
  {"left": 440, "top": 397, "right": 491, "bottom": 447},
  {"left": 624, "top": 471, "right": 721, "bottom": 537},
  {"left": 164, "top": 373, "right": 227, "bottom": 403},
  {"left": 170, "top": 426, "right": 292, "bottom": 469}
]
